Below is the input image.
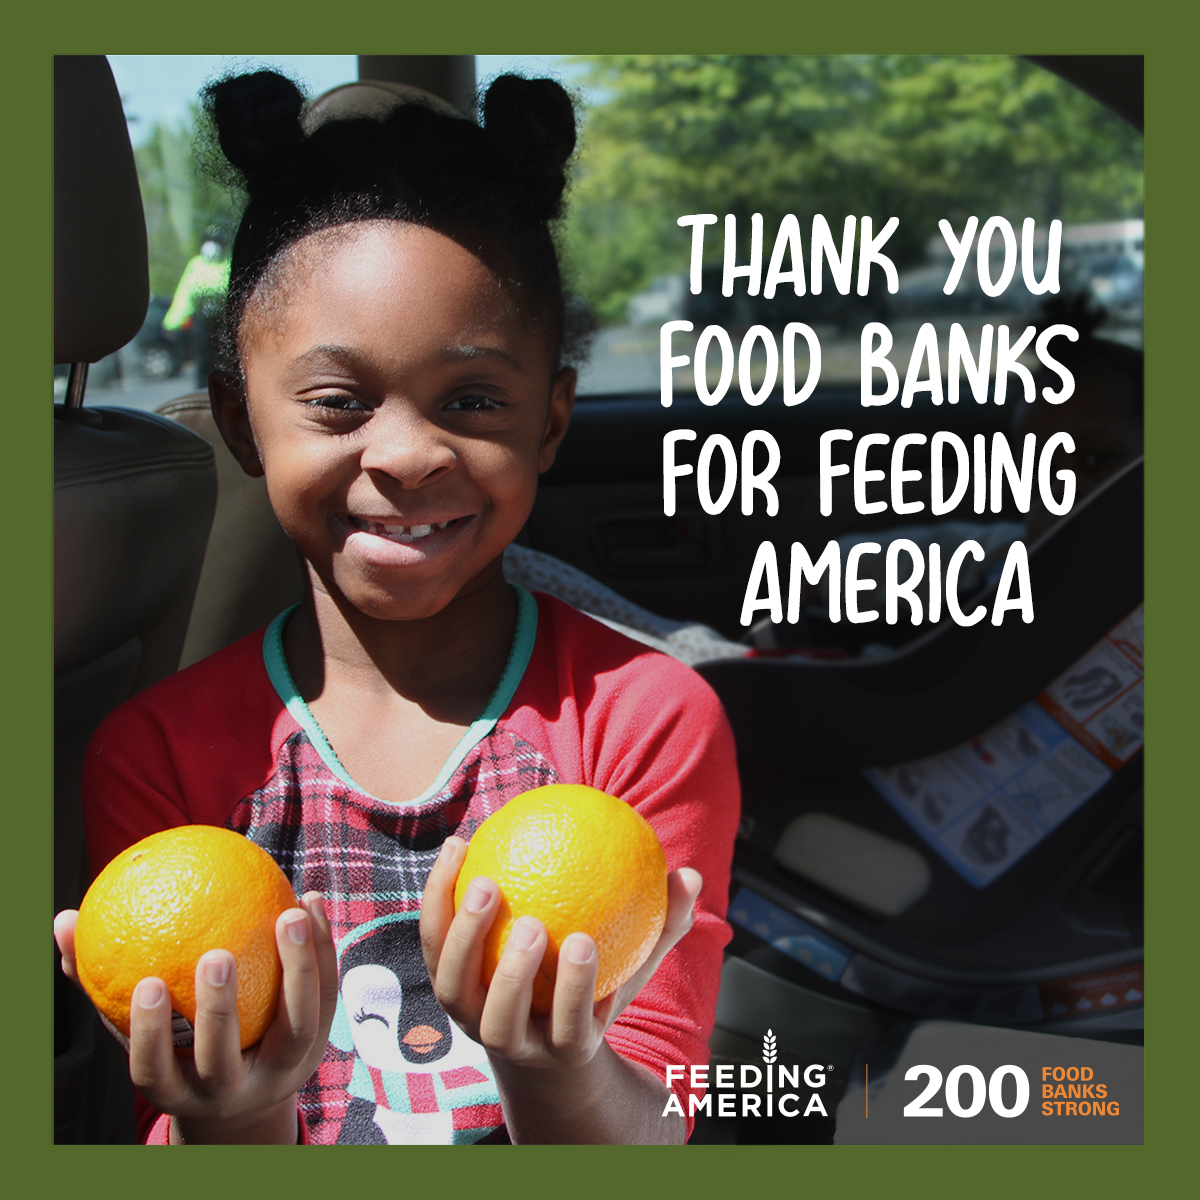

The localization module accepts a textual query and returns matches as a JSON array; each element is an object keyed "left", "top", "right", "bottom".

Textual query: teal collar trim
[{"left": 262, "top": 584, "right": 538, "bottom": 806}]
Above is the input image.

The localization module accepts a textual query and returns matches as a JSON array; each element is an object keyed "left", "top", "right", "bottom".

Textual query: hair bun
[
  {"left": 482, "top": 75, "right": 577, "bottom": 219},
  {"left": 204, "top": 70, "right": 306, "bottom": 186}
]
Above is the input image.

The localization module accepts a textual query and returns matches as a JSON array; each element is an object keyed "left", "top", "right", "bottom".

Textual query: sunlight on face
[{"left": 235, "top": 221, "right": 574, "bottom": 623}]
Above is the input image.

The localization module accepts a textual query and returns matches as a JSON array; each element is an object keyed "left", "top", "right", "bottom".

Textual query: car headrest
[
  {"left": 302, "top": 79, "right": 463, "bottom": 135},
  {"left": 54, "top": 56, "right": 149, "bottom": 366}
]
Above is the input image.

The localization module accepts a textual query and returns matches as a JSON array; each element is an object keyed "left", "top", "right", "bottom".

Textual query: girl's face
[{"left": 216, "top": 221, "right": 574, "bottom": 621}]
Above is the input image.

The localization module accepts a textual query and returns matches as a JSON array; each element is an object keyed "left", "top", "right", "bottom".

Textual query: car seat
[
  {"left": 54, "top": 55, "right": 218, "bottom": 1143},
  {"left": 696, "top": 459, "right": 1142, "bottom": 1083},
  {"left": 156, "top": 393, "right": 308, "bottom": 667}
]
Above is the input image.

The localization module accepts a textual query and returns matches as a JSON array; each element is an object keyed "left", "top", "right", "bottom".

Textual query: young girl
[{"left": 54, "top": 69, "right": 739, "bottom": 1145}]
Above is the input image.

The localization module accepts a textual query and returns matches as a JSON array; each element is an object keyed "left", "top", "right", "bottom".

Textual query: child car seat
[{"left": 698, "top": 459, "right": 1143, "bottom": 1077}]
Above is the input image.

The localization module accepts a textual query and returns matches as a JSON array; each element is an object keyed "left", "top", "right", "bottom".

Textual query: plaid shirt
[{"left": 85, "top": 588, "right": 740, "bottom": 1143}]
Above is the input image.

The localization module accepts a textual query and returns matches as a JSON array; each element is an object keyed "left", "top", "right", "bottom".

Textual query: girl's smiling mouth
[
  {"left": 345, "top": 515, "right": 469, "bottom": 544},
  {"left": 336, "top": 513, "right": 483, "bottom": 570}
]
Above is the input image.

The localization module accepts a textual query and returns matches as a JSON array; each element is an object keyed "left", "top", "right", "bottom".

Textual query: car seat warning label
[
  {"left": 865, "top": 606, "right": 1143, "bottom": 887},
  {"left": 1037, "top": 605, "right": 1144, "bottom": 770}
]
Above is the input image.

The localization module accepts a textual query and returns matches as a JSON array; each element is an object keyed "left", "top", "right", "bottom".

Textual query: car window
[
  {"left": 65, "top": 55, "right": 1143, "bottom": 428},
  {"left": 562, "top": 55, "right": 1143, "bottom": 398}
]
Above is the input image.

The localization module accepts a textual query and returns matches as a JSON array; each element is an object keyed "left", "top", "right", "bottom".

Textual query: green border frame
[{"left": 14, "top": 3, "right": 1186, "bottom": 1192}]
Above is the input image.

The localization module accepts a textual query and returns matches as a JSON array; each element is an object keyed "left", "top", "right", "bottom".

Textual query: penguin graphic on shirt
[{"left": 330, "top": 914, "right": 502, "bottom": 1144}]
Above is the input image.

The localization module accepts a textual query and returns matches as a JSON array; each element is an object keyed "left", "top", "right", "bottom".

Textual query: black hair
[
  {"left": 200, "top": 69, "right": 592, "bottom": 379},
  {"left": 1032, "top": 291, "right": 1144, "bottom": 419}
]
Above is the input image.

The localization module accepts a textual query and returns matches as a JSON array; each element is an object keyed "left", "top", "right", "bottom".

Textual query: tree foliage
[
  {"left": 130, "top": 107, "right": 239, "bottom": 296},
  {"left": 561, "top": 56, "right": 1144, "bottom": 323}
]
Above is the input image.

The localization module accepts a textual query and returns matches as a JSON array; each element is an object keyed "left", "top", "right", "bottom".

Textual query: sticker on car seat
[
  {"left": 1037, "top": 605, "right": 1144, "bottom": 770},
  {"left": 864, "top": 606, "right": 1142, "bottom": 887}
]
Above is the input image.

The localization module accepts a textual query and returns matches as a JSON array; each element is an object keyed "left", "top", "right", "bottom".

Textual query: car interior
[{"left": 53, "top": 53, "right": 1143, "bottom": 1144}]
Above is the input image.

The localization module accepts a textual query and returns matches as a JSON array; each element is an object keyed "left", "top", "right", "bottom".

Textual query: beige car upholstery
[
  {"left": 54, "top": 56, "right": 218, "bottom": 1144},
  {"left": 157, "top": 394, "right": 308, "bottom": 668}
]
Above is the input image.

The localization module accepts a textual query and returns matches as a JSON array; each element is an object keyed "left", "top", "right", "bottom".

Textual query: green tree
[
  {"left": 130, "top": 106, "right": 240, "bottom": 297},
  {"left": 562, "top": 56, "right": 1143, "bottom": 323}
]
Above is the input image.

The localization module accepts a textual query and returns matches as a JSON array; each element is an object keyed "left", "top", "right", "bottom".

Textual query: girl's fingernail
[
  {"left": 441, "top": 837, "right": 464, "bottom": 864},
  {"left": 203, "top": 956, "right": 231, "bottom": 987},
  {"left": 464, "top": 879, "right": 493, "bottom": 914},
  {"left": 509, "top": 917, "right": 540, "bottom": 952},
  {"left": 284, "top": 913, "right": 310, "bottom": 945},
  {"left": 135, "top": 978, "right": 165, "bottom": 1009},
  {"left": 566, "top": 934, "right": 595, "bottom": 965}
]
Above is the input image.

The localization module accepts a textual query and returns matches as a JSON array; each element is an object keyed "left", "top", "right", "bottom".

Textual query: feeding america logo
[{"left": 662, "top": 1030, "right": 830, "bottom": 1120}]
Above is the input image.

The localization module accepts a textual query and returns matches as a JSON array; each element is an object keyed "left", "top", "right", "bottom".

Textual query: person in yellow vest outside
[{"left": 163, "top": 234, "right": 231, "bottom": 387}]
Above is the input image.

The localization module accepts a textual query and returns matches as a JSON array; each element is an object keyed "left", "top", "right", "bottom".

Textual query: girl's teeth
[{"left": 364, "top": 518, "right": 454, "bottom": 542}]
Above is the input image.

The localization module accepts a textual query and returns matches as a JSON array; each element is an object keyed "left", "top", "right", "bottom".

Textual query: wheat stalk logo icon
[{"left": 762, "top": 1029, "right": 777, "bottom": 1064}]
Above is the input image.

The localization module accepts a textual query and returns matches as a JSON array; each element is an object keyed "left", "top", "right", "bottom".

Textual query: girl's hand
[
  {"left": 54, "top": 909, "right": 84, "bottom": 989},
  {"left": 419, "top": 836, "right": 702, "bottom": 1070},
  {"left": 54, "top": 893, "right": 339, "bottom": 1144}
]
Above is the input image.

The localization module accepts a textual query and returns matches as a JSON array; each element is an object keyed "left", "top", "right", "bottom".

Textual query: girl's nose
[{"left": 359, "top": 413, "right": 456, "bottom": 487}]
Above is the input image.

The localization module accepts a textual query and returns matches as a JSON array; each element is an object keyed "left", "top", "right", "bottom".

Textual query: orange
[
  {"left": 74, "top": 826, "right": 298, "bottom": 1048},
  {"left": 454, "top": 784, "right": 668, "bottom": 1015}
]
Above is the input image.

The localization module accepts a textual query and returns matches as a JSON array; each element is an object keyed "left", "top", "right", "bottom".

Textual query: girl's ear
[
  {"left": 537, "top": 367, "right": 576, "bottom": 474},
  {"left": 209, "top": 370, "right": 265, "bottom": 478}
]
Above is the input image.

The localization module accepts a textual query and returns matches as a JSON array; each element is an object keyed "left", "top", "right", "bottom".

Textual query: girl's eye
[
  {"left": 445, "top": 394, "right": 503, "bottom": 413},
  {"left": 307, "top": 394, "right": 369, "bottom": 413}
]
